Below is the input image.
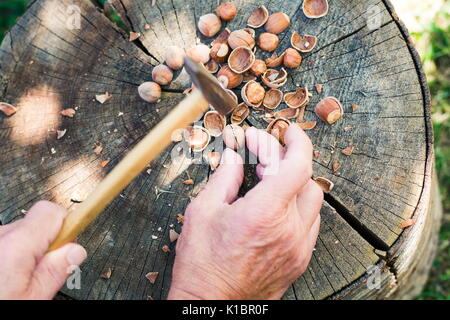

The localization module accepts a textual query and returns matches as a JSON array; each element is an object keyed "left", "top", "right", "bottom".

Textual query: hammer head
[{"left": 184, "top": 57, "right": 237, "bottom": 115}]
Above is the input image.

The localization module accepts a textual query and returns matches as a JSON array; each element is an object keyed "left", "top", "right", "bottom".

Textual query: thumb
[
  {"left": 198, "top": 148, "right": 244, "bottom": 204},
  {"left": 29, "top": 243, "right": 87, "bottom": 299}
]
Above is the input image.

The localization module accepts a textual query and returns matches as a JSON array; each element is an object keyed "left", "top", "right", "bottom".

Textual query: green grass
[{"left": 0, "top": 0, "right": 449, "bottom": 300}]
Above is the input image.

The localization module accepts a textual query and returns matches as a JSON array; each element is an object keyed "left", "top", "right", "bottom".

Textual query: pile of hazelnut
[{"left": 138, "top": 0, "right": 340, "bottom": 179}]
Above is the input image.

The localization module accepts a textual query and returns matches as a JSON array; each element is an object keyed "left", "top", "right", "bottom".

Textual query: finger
[
  {"left": 305, "top": 215, "right": 321, "bottom": 258},
  {"left": 246, "top": 127, "right": 285, "bottom": 169},
  {"left": 246, "top": 125, "right": 313, "bottom": 208},
  {"left": 30, "top": 243, "right": 87, "bottom": 299},
  {"left": 296, "top": 180, "right": 324, "bottom": 230},
  {"left": 10, "top": 201, "right": 67, "bottom": 260},
  {"left": 197, "top": 148, "right": 244, "bottom": 204}
]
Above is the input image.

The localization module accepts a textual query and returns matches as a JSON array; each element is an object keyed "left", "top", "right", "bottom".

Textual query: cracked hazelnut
[
  {"left": 228, "top": 46, "right": 256, "bottom": 74},
  {"left": 283, "top": 48, "right": 302, "bottom": 68},
  {"left": 164, "top": 46, "right": 185, "bottom": 70},
  {"left": 228, "top": 29, "right": 255, "bottom": 49},
  {"left": 250, "top": 59, "right": 267, "bottom": 77},
  {"left": 215, "top": 2, "right": 237, "bottom": 21},
  {"left": 262, "top": 68, "right": 288, "bottom": 88},
  {"left": 314, "top": 97, "right": 344, "bottom": 124},
  {"left": 186, "top": 44, "right": 211, "bottom": 64},
  {"left": 247, "top": 5, "right": 269, "bottom": 28},
  {"left": 284, "top": 88, "right": 310, "bottom": 108},
  {"left": 291, "top": 32, "right": 317, "bottom": 52},
  {"left": 223, "top": 124, "right": 245, "bottom": 150},
  {"left": 267, "top": 118, "right": 291, "bottom": 145},
  {"left": 303, "top": 0, "right": 329, "bottom": 19},
  {"left": 265, "top": 12, "right": 290, "bottom": 34},
  {"left": 184, "top": 126, "right": 211, "bottom": 152},
  {"left": 265, "top": 52, "right": 285, "bottom": 68},
  {"left": 231, "top": 103, "right": 250, "bottom": 125},
  {"left": 263, "top": 88, "right": 283, "bottom": 109},
  {"left": 138, "top": 82, "right": 161, "bottom": 103},
  {"left": 198, "top": 13, "right": 222, "bottom": 37},
  {"left": 152, "top": 64, "right": 173, "bottom": 85},
  {"left": 210, "top": 42, "right": 230, "bottom": 63},
  {"left": 257, "top": 33, "right": 279, "bottom": 52},
  {"left": 242, "top": 80, "right": 265, "bottom": 108},
  {"left": 217, "top": 65, "right": 243, "bottom": 88},
  {"left": 204, "top": 111, "right": 226, "bottom": 137}
]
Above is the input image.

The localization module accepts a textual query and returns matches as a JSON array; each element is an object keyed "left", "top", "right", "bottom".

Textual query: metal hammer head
[{"left": 184, "top": 57, "right": 237, "bottom": 115}]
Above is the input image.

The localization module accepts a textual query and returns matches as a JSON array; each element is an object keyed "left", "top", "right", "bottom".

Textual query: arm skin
[{"left": 0, "top": 125, "right": 322, "bottom": 300}]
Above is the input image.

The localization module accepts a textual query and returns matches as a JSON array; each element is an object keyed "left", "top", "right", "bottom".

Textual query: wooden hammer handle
[{"left": 47, "top": 90, "right": 209, "bottom": 252}]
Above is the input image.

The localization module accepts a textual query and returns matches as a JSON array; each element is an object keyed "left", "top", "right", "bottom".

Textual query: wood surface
[{"left": 0, "top": 0, "right": 438, "bottom": 300}]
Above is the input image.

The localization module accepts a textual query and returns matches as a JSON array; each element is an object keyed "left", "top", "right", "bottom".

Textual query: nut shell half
[
  {"left": 265, "top": 52, "right": 285, "bottom": 68},
  {"left": 291, "top": 32, "right": 317, "bottom": 52},
  {"left": 314, "top": 97, "right": 344, "bottom": 124},
  {"left": 241, "top": 80, "right": 265, "bottom": 108},
  {"left": 265, "top": 12, "right": 290, "bottom": 34},
  {"left": 231, "top": 103, "right": 250, "bottom": 125},
  {"left": 228, "top": 46, "right": 256, "bottom": 74},
  {"left": 263, "top": 89, "right": 283, "bottom": 109},
  {"left": 275, "top": 108, "right": 299, "bottom": 119},
  {"left": 284, "top": 88, "right": 310, "bottom": 108},
  {"left": 261, "top": 68, "right": 288, "bottom": 88},
  {"left": 247, "top": 5, "right": 269, "bottom": 28},
  {"left": 266, "top": 118, "right": 291, "bottom": 145},
  {"left": 184, "top": 126, "right": 211, "bottom": 152},
  {"left": 313, "top": 176, "right": 334, "bottom": 193},
  {"left": 223, "top": 124, "right": 246, "bottom": 150},
  {"left": 204, "top": 111, "right": 226, "bottom": 137},
  {"left": 302, "top": 0, "right": 329, "bottom": 19}
]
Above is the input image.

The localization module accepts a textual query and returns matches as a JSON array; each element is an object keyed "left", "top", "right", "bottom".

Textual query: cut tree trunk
[{"left": 0, "top": 0, "right": 441, "bottom": 300}]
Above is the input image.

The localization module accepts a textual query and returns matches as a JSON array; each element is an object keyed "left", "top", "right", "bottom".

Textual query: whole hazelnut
[
  {"left": 217, "top": 65, "right": 244, "bottom": 89},
  {"left": 186, "top": 44, "right": 211, "bottom": 64},
  {"left": 243, "top": 81, "right": 265, "bottom": 106},
  {"left": 198, "top": 13, "right": 222, "bottom": 38},
  {"left": 283, "top": 48, "right": 302, "bottom": 68},
  {"left": 250, "top": 59, "right": 267, "bottom": 77},
  {"left": 165, "top": 46, "right": 185, "bottom": 70},
  {"left": 138, "top": 82, "right": 161, "bottom": 103},
  {"left": 222, "top": 124, "right": 245, "bottom": 150},
  {"left": 228, "top": 29, "right": 255, "bottom": 49},
  {"left": 257, "top": 33, "right": 279, "bottom": 52},
  {"left": 265, "top": 12, "right": 290, "bottom": 34},
  {"left": 152, "top": 64, "right": 173, "bottom": 85},
  {"left": 215, "top": 2, "right": 237, "bottom": 21}
]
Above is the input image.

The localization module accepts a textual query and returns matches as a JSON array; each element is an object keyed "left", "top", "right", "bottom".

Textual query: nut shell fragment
[
  {"left": 203, "top": 111, "right": 226, "bottom": 137},
  {"left": 297, "top": 121, "right": 317, "bottom": 130},
  {"left": 303, "top": 0, "right": 329, "bottom": 19},
  {"left": 60, "top": 108, "right": 76, "bottom": 118},
  {"left": 228, "top": 46, "right": 256, "bottom": 74},
  {"left": 267, "top": 118, "right": 291, "bottom": 145},
  {"left": 314, "top": 97, "right": 344, "bottom": 125},
  {"left": 206, "top": 152, "right": 221, "bottom": 170},
  {"left": 284, "top": 88, "right": 310, "bottom": 109},
  {"left": 184, "top": 126, "right": 211, "bottom": 152},
  {"left": 265, "top": 12, "right": 290, "bottom": 34},
  {"left": 0, "top": 102, "right": 17, "bottom": 116},
  {"left": 241, "top": 80, "right": 265, "bottom": 108},
  {"left": 247, "top": 5, "right": 269, "bottom": 28},
  {"left": 145, "top": 272, "right": 159, "bottom": 284},
  {"left": 263, "top": 89, "right": 283, "bottom": 109},
  {"left": 262, "top": 68, "right": 288, "bottom": 88},
  {"left": 265, "top": 52, "right": 285, "bottom": 68},
  {"left": 313, "top": 177, "right": 334, "bottom": 193},
  {"left": 275, "top": 108, "right": 298, "bottom": 119},
  {"left": 223, "top": 124, "right": 246, "bottom": 150},
  {"left": 291, "top": 32, "right": 318, "bottom": 53},
  {"left": 231, "top": 103, "right": 250, "bottom": 125}
]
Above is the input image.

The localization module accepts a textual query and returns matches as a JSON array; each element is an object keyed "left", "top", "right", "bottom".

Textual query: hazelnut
[
  {"left": 284, "top": 88, "right": 310, "bottom": 108},
  {"left": 283, "top": 48, "right": 302, "bottom": 68},
  {"left": 314, "top": 97, "right": 344, "bottom": 124},
  {"left": 203, "top": 111, "right": 226, "bottom": 137},
  {"left": 267, "top": 118, "right": 291, "bottom": 145},
  {"left": 303, "top": 0, "right": 329, "bottom": 19},
  {"left": 228, "top": 29, "right": 255, "bottom": 49},
  {"left": 228, "top": 46, "right": 256, "bottom": 74},
  {"left": 138, "top": 82, "right": 161, "bottom": 103},
  {"left": 217, "top": 65, "right": 243, "bottom": 88},
  {"left": 265, "top": 12, "right": 290, "bottom": 34},
  {"left": 186, "top": 44, "right": 211, "bottom": 64},
  {"left": 265, "top": 52, "right": 285, "bottom": 68},
  {"left": 247, "top": 5, "right": 269, "bottom": 28},
  {"left": 210, "top": 42, "right": 230, "bottom": 63},
  {"left": 184, "top": 126, "right": 211, "bottom": 152},
  {"left": 152, "top": 64, "right": 173, "bottom": 85},
  {"left": 222, "top": 124, "right": 245, "bottom": 150},
  {"left": 291, "top": 32, "right": 317, "bottom": 52},
  {"left": 204, "top": 59, "right": 219, "bottom": 73},
  {"left": 198, "top": 13, "right": 222, "bottom": 37},
  {"left": 0, "top": 102, "right": 17, "bottom": 116},
  {"left": 242, "top": 80, "right": 265, "bottom": 108},
  {"left": 257, "top": 33, "right": 279, "bottom": 52},
  {"left": 263, "top": 89, "right": 283, "bottom": 109},
  {"left": 250, "top": 59, "right": 267, "bottom": 77},
  {"left": 215, "top": 2, "right": 237, "bottom": 21},
  {"left": 164, "top": 46, "right": 185, "bottom": 70},
  {"left": 231, "top": 103, "right": 250, "bottom": 125}
]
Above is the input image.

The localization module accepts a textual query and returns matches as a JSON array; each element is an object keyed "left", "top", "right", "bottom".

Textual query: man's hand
[
  {"left": 169, "top": 125, "right": 323, "bottom": 300},
  {"left": 0, "top": 201, "right": 87, "bottom": 300}
]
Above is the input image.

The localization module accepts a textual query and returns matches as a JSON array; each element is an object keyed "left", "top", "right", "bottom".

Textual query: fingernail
[{"left": 66, "top": 245, "right": 87, "bottom": 266}]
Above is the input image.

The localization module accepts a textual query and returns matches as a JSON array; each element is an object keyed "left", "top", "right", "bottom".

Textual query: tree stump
[{"left": 0, "top": 0, "right": 441, "bottom": 300}]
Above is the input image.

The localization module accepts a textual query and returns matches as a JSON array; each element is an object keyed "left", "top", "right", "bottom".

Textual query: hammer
[{"left": 48, "top": 57, "right": 237, "bottom": 251}]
